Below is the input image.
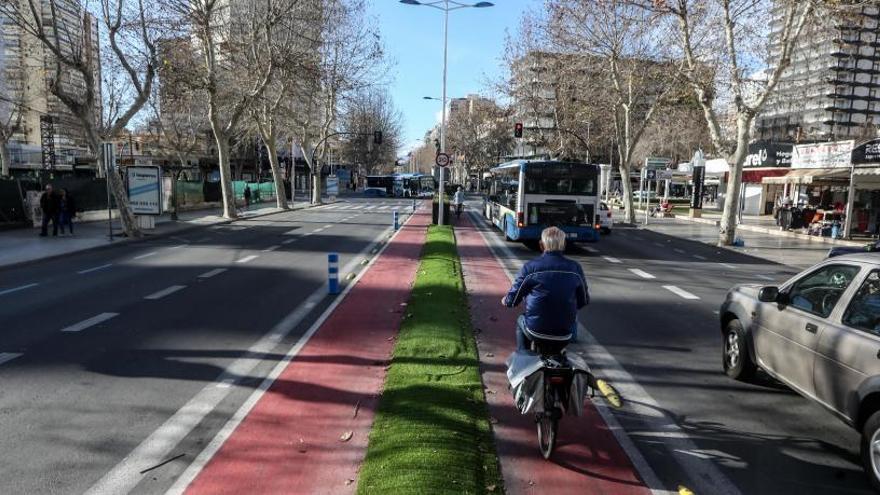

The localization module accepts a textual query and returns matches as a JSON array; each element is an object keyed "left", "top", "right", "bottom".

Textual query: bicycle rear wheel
[{"left": 536, "top": 413, "right": 557, "bottom": 459}]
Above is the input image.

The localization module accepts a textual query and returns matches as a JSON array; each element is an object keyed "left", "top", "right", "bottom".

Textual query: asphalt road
[
  {"left": 0, "top": 197, "right": 414, "bottom": 495},
  {"left": 467, "top": 205, "right": 873, "bottom": 495}
]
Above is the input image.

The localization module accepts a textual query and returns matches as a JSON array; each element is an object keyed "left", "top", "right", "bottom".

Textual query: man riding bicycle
[{"left": 501, "top": 227, "right": 589, "bottom": 351}]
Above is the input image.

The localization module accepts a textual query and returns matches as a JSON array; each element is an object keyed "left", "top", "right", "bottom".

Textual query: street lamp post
[{"left": 402, "top": 0, "right": 493, "bottom": 226}]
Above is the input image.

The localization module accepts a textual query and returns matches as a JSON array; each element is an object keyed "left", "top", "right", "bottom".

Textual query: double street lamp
[{"left": 401, "top": 0, "right": 493, "bottom": 225}]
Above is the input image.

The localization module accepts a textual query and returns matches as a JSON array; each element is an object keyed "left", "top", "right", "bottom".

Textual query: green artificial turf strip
[{"left": 357, "top": 225, "right": 503, "bottom": 495}]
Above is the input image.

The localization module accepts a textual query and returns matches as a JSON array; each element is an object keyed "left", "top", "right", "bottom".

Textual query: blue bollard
[
  {"left": 328, "top": 253, "right": 339, "bottom": 295},
  {"left": 393, "top": 210, "right": 399, "bottom": 231}
]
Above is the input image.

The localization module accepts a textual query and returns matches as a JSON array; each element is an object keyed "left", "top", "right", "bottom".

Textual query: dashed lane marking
[
  {"left": 198, "top": 269, "right": 227, "bottom": 279},
  {"left": 629, "top": 269, "right": 656, "bottom": 279},
  {"left": 718, "top": 262, "right": 737, "bottom": 270},
  {"left": 674, "top": 248, "right": 686, "bottom": 254},
  {"left": 0, "top": 353, "right": 23, "bottom": 366},
  {"left": 663, "top": 285, "right": 701, "bottom": 300},
  {"left": 262, "top": 245, "right": 280, "bottom": 252},
  {"left": 693, "top": 255, "right": 707, "bottom": 260},
  {"left": 653, "top": 242, "right": 665, "bottom": 247},
  {"left": 144, "top": 285, "right": 187, "bottom": 300},
  {"left": 583, "top": 246, "right": 599, "bottom": 254},
  {"left": 0, "top": 283, "right": 39, "bottom": 296},
  {"left": 77, "top": 264, "right": 113, "bottom": 275},
  {"left": 323, "top": 224, "right": 333, "bottom": 229},
  {"left": 169, "top": 244, "right": 187, "bottom": 250},
  {"left": 281, "top": 239, "right": 297, "bottom": 245},
  {"left": 61, "top": 312, "right": 119, "bottom": 333},
  {"left": 602, "top": 256, "right": 622, "bottom": 263},
  {"left": 236, "top": 255, "right": 259, "bottom": 264},
  {"left": 756, "top": 274, "right": 773, "bottom": 281},
  {"left": 133, "top": 251, "right": 158, "bottom": 260}
]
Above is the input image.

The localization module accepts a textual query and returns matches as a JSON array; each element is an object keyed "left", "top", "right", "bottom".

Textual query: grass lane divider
[{"left": 357, "top": 225, "right": 503, "bottom": 495}]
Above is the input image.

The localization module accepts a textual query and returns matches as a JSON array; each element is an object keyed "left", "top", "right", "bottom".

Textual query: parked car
[
  {"left": 828, "top": 240, "right": 880, "bottom": 259},
  {"left": 599, "top": 201, "right": 613, "bottom": 234},
  {"left": 719, "top": 253, "right": 880, "bottom": 488}
]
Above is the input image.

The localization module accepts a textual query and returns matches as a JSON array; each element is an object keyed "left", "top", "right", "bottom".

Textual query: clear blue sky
[{"left": 367, "top": 0, "right": 540, "bottom": 154}]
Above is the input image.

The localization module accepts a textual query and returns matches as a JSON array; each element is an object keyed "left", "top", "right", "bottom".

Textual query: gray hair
[{"left": 541, "top": 227, "right": 566, "bottom": 252}]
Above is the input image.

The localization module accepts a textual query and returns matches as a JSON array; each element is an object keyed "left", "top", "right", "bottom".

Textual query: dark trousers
[
  {"left": 516, "top": 315, "right": 576, "bottom": 351},
  {"left": 41, "top": 212, "right": 59, "bottom": 236},
  {"left": 59, "top": 212, "right": 74, "bottom": 234}
]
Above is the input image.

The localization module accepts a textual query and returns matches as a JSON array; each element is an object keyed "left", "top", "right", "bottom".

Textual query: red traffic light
[{"left": 514, "top": 122, "right": 523, "bottom": 138}]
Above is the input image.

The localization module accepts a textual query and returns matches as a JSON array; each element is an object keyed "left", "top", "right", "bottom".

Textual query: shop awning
[
  {"left": 762, "top": 168, "right": 850, "bottom": 185},
  {"left": 853, "top": 167, "right": 880, "bottom": 176}
]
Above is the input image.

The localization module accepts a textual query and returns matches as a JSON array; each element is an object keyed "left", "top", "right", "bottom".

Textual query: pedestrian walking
[
  {"left": 39, "top": 184, "right": 60, "bottom": 237},
  {"left": 59, "top": 188, "right": 76, "bottom": 236},
  {"left": 244, "top": 185, "right": 252, "bottom": 209}
]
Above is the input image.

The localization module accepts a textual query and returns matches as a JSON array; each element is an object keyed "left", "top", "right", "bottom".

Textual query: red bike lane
[
  {"left": 456, "top": 214, "right": 652, "bottom": 495},
  {"left": 182, "top": 208, "right": 430, "bottom": 495}
]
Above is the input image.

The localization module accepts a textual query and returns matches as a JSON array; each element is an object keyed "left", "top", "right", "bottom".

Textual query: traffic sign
[
  {"left": 645, "top": 157, "right": 672, "bottom": 170},
  {"left": 645, "top": 169, "right": 656, "bottom": 181},
  {"left": 436, "top": 153, "right": 450, "bottom": 168}
]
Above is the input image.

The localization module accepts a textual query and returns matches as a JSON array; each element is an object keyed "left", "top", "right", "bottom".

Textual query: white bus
[{"left": 484, "top": 160, "right": 602, "bottom": 243}]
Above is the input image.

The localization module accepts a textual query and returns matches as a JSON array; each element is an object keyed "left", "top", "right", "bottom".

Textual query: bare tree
[
  {"left": 338, "top": 88, "right": 403, "bottom": 176},
  {"left": 446, "top": 100, "right": 513, "bottom": 180},
  {"left": 546, "top": 0, "right": 685, "bottom": 224},
  {"left": 647, "top": 0, "right": 829, "bottom": 245},
  {"left": 1, "top": 0, "right": 160, "bottom": 236},
  {"left": 0, "top": 93, "right": 24, "bottom": 178}
]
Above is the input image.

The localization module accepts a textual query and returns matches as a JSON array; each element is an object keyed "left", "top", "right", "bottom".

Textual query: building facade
[{"left": 757, "top": 3, "right": 880, "bottom": 142}]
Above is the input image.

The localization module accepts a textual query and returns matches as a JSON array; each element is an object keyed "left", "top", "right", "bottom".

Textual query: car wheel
[
  {"left": 861, "top": 410, "right": 880, "bottom": 491},
  {"left": 723, "top": 319, "right": 756, "bottom": 381}
]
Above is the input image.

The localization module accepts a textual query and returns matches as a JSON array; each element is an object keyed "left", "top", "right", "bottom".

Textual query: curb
[{"left": 0, "top": 202, "right": 325, "bottom": 272}]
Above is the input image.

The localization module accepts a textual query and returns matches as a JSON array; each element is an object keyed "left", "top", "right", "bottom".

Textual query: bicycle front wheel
[{"left": 536, "top": 413, "right": 557, "bottom": 459}]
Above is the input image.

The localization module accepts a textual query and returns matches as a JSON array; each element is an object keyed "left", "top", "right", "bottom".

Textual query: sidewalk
[
  {"left": 0, "top": 203, "right": 293, "bottom": 269},
  {"left": 455, "top": 214, "right": 651, "bottom": 495},
  {"left": 180, "top": 206, "right": 431, "bottom": 494}
]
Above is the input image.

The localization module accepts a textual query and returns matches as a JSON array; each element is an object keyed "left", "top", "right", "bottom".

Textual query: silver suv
[{"left": 720, "top": 254, "right": 880, "bottom": 489}]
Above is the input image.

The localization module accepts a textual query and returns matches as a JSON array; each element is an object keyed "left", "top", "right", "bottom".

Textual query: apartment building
[
  {"left": 756, "top": 3, "right": 880, "bottom": 142},
  {"left": 0, "top": 0, "right": 101, "bottom": 170}
]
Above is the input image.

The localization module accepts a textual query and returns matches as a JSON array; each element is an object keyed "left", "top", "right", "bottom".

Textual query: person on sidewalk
[
  {"left": 58, "top": 188, "right": 76, "bottom": 236},
  {"left": 452, "top": 186, "right": 465, "bottom": 219},
  {"left": 244, "top": 185, "right": 252, "bottom": 210},
  {"left": 39, "top": 184, "right": 60, "bottom": 237},
  {"left": 501, "top": 226, "right": 589, "bottom": 351}
]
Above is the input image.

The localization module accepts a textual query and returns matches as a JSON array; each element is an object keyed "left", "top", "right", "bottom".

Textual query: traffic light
[
  {"left": 514, "top": 122, "right": 523, "bottom": 138},
  {"left": 373, "top": 131, "right": 383, "bottom": 145}
]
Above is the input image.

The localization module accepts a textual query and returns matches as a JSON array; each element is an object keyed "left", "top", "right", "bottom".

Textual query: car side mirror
[{"left": 758, "top": 286, "right": 780, "bottom": 303}]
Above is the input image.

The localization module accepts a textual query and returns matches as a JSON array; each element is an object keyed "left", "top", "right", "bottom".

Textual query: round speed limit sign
[{"left": 435, "top": 153, "right": 450, "bottom": 168}]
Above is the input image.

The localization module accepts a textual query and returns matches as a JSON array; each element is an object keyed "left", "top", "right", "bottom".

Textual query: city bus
[
  {"left": 484, "top": 160, "right": 601, "bottom": 243},
  {"left": 396, "top": 173, "right": 435, "bottom": 198},
  {"left": 365, "top": 175, "right": 395, "bottom": 196}
]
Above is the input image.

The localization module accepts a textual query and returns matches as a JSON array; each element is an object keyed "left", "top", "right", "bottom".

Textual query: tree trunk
[
  {"left": 618, "top": 162, "right": 636, "bottom": 224},
  {"left": 0, "top": 136, "right": 10, "bottom": 178},
  {"left": 216, "top": 138, "right": 237, "bottom": 218},
  {"left": 265, "top": 139, "right": 289, "bottom": 209},
  {"left": 170, "top": 168, "right": 181, "bottom": 221},
  {"left": 718, "top": 118, "right": 750, "bottom": 246},
  {"left": 312, "top": 172, "right": 323, "bottom": 205}
]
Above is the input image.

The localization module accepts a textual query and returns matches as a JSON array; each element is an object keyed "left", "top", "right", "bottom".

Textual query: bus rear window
[{"left": 524, "top": 164, "right": 597, "bottom": 195}]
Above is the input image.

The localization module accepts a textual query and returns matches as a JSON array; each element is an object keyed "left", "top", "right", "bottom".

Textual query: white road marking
[
  {"left": 674, "top": 248, "right": 686, "bottom": 254},
  {"left": 262, "top": 245, "right": 280, "bottom": 252},
  {"left": 602, "top": 256, "right": 622, "bottom": 263},
  {"left": 756, "top": 274, "right": 773, "bottom": 281},
  {"left": 693, "top": 255, "right": 707, "bottom": 260},
  {"left": 313, "top": 228, "right": 326, "bottom": 233},
  {"left": 0, "top": 283, "right": 39, "bottom": 296},
  {"left": 198, "top": 268, "right": 227, "bottom": 279},
  {"left": 236, "top": 255, "right": 259, "bottom": 264},
  {"left": 77, "top": 264, "right": 113, "bottom": 275},
  {"left": 629, "top": 269, "right": 656, "bottom": 279},
  {"left": 97, "top": 220, "right": 408, "bottom": 495},
  {"left": 718, "top": 262, "right": 737, "bottom": 269},
  {"left": 144, "top": 285, "right": 187, "bottom": 300},
  {"left": 653, "top": 242, "right": 665, "bottom": 247},
  {"left": 583, "top": 246, "right": 599, "bottom": 253},
  {"left": 350, "top": 205, "right": 364, "bottom": 210},
  {"left": 365, "top": 205, "right": 377, "bottom": 210},
  {"left": 633, "top": 236, "right": 645, "bottom": 241},
  {"left": 0, "top": 353, "right": 23, "bottom": 366},
  {"left": 323, "top": 224, "right": 333, "bottom": 229},
  {"left": 281, "top": 239, "right": 297, "bottom": 245},
  {"left": 133, "top": 251, "right": 158, "bottom": 260},
  {"left": 169, "top": 244, "right": 187, "bottom": 250},
  {"left": 663, "top": 285, "right": 700, "bottom": 300},
  {"left": 61, "top": 313, "right": 119, "bottom": 333}
]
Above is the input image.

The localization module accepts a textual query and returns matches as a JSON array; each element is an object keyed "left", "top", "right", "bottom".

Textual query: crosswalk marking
[{"left": 61, "top": 313, "right": 119, "bottom": 332}]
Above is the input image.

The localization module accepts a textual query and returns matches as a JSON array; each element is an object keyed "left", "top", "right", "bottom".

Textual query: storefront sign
[
  {"left": 744, "top": 141, "right": 792, "bottom": 168},
  {"left": 791, "top": 140, "right": 854, "bottom": 169},
  {"left": 851, "top": 138, "right": 880, "bottom": 164}
]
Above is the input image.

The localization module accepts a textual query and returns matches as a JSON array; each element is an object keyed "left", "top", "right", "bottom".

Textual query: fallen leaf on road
[
  {"left": 297, "top": 438, "right": 307, "bottom": 453},
  {"left": 487, "top": 485, "right": 496, "bottom": 492},
  {"left": 485, "top": 389, "right": 496, "bottom": 394},
  {"left": 489, "top": 417, "right": 499, "bottom": 424},
  {"left": 340, "top": 431, "right": 353, "bottom": 442},
  {"left": 345, "top": 479, "right": 355, "bottom": 486},
  {"left": 485, "top": 352, "right": 494, "bottom": 358},
  {"left": 529, "top": 480, "right": 536, "bottom": 486}
]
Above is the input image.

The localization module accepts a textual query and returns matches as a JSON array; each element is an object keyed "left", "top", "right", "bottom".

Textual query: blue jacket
[{"left": 504, "top": 251, "right": 589, "bottom": 338}]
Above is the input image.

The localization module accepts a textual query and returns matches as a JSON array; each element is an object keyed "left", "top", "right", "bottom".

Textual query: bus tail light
[{"left": 517, "top": 212, "right": 525, "bottom": 228}]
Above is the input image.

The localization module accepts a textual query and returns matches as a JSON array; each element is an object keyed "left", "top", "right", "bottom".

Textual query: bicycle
[{"left": 531, "top": 340, "right": 574, "bottom": 459}]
